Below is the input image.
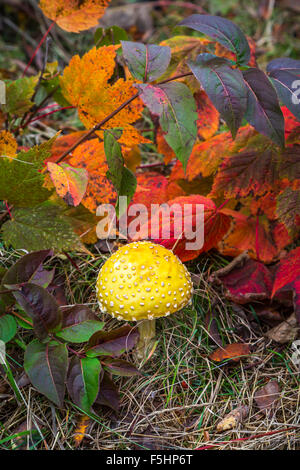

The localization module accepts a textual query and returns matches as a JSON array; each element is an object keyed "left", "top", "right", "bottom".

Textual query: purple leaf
[
  {"left": 67, "top": 356, "right": 102, "bottom": 412},
  {"left": 103, "top": 358, "right": 141, "bottom": 377},
  {"left": 13, "top": 283, "right": 61, "bottom": 341},
  {"left": 188, "top": 53, "right": 247, "bottom": 138},
  {"left": 267, "top": 58, "right": 300, "bottom": 74},
  {"left": 24, "top": 339, "right": 68, "bottom": 408},
  {"left": 179, "top": 14, "right": 250, "bottom": 65},
  {"left": 1, "top": 249, "right": 53, "bottom": 305},
  {"left": 86, "top": 325, "right": 139, "bottom": 357},
  {"left": 136, "top": 82, "right": 197, "bottom": 170},
  {"left": 268, "top": 69, "right": 300, "bottom": 120},
  {"left": 94, "top": 372, "right": 120, "bottom": 412},
  {"left": 243, "top": 68, "right": 284, "bottom": 147},
  {"left": 121, "top": 41, "right": 171, "bottom": 82}
]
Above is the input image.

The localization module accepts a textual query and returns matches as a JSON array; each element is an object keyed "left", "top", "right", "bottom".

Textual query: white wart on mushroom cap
[{"left": 96, "top": 241, "right": 193, "bottom": 321}]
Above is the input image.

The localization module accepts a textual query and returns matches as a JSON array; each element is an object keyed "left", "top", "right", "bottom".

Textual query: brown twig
[{"left": 55, "top": 72, "right": 193, "bottom": 164}]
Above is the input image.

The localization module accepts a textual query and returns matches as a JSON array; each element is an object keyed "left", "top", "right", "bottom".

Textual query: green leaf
[
  {"left": 179, "top": 14, "right": 251, "bottom": 66},
  {"left": 0, "top": 314, "right": 17, "bottom": 343},
  {"left": 121, "top": 41, "right": 171, "bottom": 82},
  {"left": 56, "top": 305, "right": 104, "bottom": 343},
  {"left": 4, "top": 76, "right": 38, "bottom": 117},
  {"left": 0, "top": 138, "right": 56, "bottom": 207},
  {"left": 136, "top": 82, "right": 197, "bottom": 170},
  {"left": 12, "top": 283, "right": 61, "bottom": 342},
  {"left": 24, "top": 339, "right": 68, "bottom": 407},
  {"left": 67, "top": 356, "right": 101, "bottom": 412},
  {"left": 188, "top": 54, "right": 247, "bottom": 138},
  {"left": 104, "top": 130, "right": 137, "bottom": 214},
  {"left": 2, "top": 202, "right": 84, "bottom": 253},
  {"left": 94, "top": 26, "right": 128, "bottom": 48}
]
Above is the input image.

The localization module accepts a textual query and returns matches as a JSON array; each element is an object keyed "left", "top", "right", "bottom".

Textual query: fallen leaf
[
  {"left": 266, "top": 313, "right": 299, "bottom": 343},
  {"left": 210, "top": 253, "right": 274, "bottom": 304},
  {"left": 0, "top": 131, "right": 17, "bottom": 160},
  {"left": 254, "top": 380, "right": 280, "bottom": 416},
  {"left": 73, "top": 415, "right": 91, "bottom": 448},
  {"left": 216, "top": 405, "right": 249, "bottom": 432},
  {"left": 209, "top": 342, "right": 250, "bottom": 362}
]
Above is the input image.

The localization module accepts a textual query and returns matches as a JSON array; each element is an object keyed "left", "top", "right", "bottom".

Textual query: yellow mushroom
[{"left": 96, "top": 241, "right": 193, "bottom": 360}]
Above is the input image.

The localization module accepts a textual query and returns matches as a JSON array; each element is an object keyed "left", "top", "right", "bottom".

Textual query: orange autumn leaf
[
  {"left": 209, "top": 343, "right": 251, "bottom": 362},
  {"left": 60, "top": 46, "right": 146, "bottom": 148},
  {"left": 47, "top": 162, "right": 88, "bottom": 206},
  {"left": 194, "top": 91, "right": 219, "bottom": 141},
  {"left": 0, "top": 130, "right": 17, "bottom": 160},
  {"left": 130, "top": 172, "right": 169, "bottom": 209},
  {"left": 218, "top": 209, "right": 291, "bottom": 263},
  {"left": 39, "top": 0, "right": 111, "bottom": 33},
  {"left": 45, "top": 131, "right": 89, "bottom": 164},
  {"left": 68, "top": 138, "right": 117, "bottom": 213}
]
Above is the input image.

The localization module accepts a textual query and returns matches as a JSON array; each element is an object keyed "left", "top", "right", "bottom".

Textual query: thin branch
[
  {"left": 22, "top": 20, "right": 55, "bottom": 77},
  {"left": 55, "top": 71, "right": 193, "bottom": 164}
]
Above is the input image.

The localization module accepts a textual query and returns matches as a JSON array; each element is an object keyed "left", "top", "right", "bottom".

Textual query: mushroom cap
[{"left": 96, "top": 241, "right": 193, "bottom": 321}]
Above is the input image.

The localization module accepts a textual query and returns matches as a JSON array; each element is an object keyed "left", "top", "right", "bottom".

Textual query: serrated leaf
[
  {"left": 47, "top": 162, "right": 88, "bottom": 207},
  {"left": 269, "top": 70, "right": 300, "bottom": 120},
  {"left": 179, "top": 14, "right": 250, "bottom": 65},
  {"left": 24, "top": 339, "right": 68, "bottom": 407},
  {"left": 121, "top": 41, "right": 171, "bottom": 82},
  {"left": 4, "top": 76, "right": 38, "bottom": 117},
  {"left": 276, "top": 188, "right": 300, "bottom": 237},
  {"left": 67, "top": 356, "right": 101, "bottom": 412},
  {"left": 243, "top": 68, "right": 284, "bottom": 147},
  {"left": 86, "top": 325, "right": 139, "bottom": 358},
  {"left": 56, "top": 305, "right": 104, "bottom": 343},
  {"left": 39, "top": 0, "right": 111, "bottom": 33},
  {"left": 136, "top": 82, "right": 197, "bottom": 170},
  {"left": 188, "top": 53, "right": 247, "bottom": 138},
  {"left": 0, "top": 315, "right": 17, "bottom": 343},
  {"left": 0, "top": 138, "right": 56, "bottom": 207},
  {"left": 12, "top": 283, "right": 61, "bottom": 341},
  {"left": 2, "top": 203, "right": 84, "bottom": 253}
]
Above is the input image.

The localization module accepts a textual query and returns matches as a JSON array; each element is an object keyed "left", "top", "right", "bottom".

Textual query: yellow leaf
[
  {"left": 0, "top": 131, "right": 17, "bottom": 161},
  {"left": 60, "top": 46, "right": 147, "bottom": 148}
]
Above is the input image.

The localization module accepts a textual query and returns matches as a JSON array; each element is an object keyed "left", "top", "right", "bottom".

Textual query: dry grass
[{"left": 0, "top": 246, "right": 299, "bottom": 450}]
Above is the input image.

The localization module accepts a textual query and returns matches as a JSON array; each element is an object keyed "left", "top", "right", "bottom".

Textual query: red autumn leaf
[
  {"left": 218, "top": 209, "right": 291, "bottom": 263},
  {"left": 272, "top": 247, "right": 300, "bottom": 323},
  {"left": 130, "top": 172, "right": 169, "bottom": 208},
  {"left": 47, "top": 162, "right": 88, "bottom": 207},
  {"left": 209, "top": 343, "right": 250, "bottom": 362},
  {"left": 210, "top": 254, "right": 274, "bottom": 304},
  {"left": 211, "top": 136, "right": 300, "bottom": 200},
  {"left": 132, "top": 195, "right": 231, "bottom": 262},
  {"left": 282, "top": 106, "right": 300, "bottom": 140}
]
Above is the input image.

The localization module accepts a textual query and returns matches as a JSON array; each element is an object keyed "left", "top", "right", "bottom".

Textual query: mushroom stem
[{"left": 136, "top": 319, "right": 156, "bottom": 361}]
